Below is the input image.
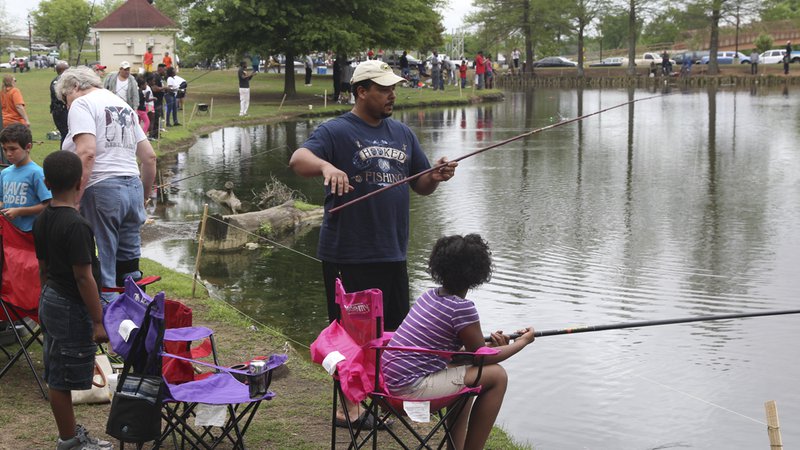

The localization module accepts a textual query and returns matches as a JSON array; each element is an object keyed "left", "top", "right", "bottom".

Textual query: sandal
[{"left": 335, "top": 411, "right": 376, "bottom": 429}]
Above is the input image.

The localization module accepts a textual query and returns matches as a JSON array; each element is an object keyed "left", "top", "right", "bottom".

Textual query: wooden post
[
  {"left": 192, "top": 204, "right": 209, "bottom": 298},
  {"left": 210, "top": 97, "right": 214, "bottom": 118},
  {"left": 158, "top": 170, "right": 165, "bottom": 203},
  {"left": 278, "top": 93, "right": 287, "bottom": 111},
  {"left": 188, "top": 103, "right": 197, "bottom": 124},
  {"left": 324, "top": 89, "right": 327, "bottom": 108},
  {"left": 765, "top": 400, "right": 783, "bottom": 449}
]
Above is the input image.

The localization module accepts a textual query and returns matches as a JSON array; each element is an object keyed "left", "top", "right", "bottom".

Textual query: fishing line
[
  {"left": 204, "top": 215, "right": 321, "bottom": 263},
  {"left": 329, "top": 92, "right": 668, "bottom": 214},
  {"left": 155, "top": 143, "right": 289, "bottom": 190},
  {"left": 166, "top": 268, "right": 310, "bottom": 350},
  {"left": 633, "top": 374, "right": 767, "bottom": 426}
]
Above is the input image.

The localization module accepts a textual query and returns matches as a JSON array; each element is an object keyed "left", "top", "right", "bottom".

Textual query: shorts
[
  {"left": 39, "top": 285, "right": 97, "bottom": 391},
  {"left": 389, "top": 365, "right": 467, "bottom": 399}
]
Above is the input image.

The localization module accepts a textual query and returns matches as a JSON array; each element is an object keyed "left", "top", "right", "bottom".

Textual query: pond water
[{"left": 143, "top": 86, "right": 800, "bottom": 449}]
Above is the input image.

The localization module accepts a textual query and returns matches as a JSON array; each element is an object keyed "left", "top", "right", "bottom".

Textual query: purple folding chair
[{"left": 156, "top": 325, "right": 287, "bottom": 449}]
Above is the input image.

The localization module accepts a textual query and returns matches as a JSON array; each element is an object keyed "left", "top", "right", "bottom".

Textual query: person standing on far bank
[
  {"left": 238, "top": 61, "right": 255, "bottom": 116},
  {"left": 784, "top": 41, "right": 792, "bottom": 75},
  {"left": 750, "top": 50, "right": 759, "bottom": 75},
  {"left": 305, "top": 54, "right": 314, "bottom": 86}
]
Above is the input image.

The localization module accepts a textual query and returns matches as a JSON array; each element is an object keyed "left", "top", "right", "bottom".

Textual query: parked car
[
  {"left": 589, "top": 56, "right": 628, "bottom": 67},
  {"left": 674, "top": 51, "right": 709, "bottom": 65},
  {"left": 759, "top": 49, "right": 800, "bottom": 64},
  {"left": 701, "top": 51, "right": 750, "bottom": 64},
  {"left": 31, "top": 44, "right": 50, "bottom": 52},
  {"left": 532, "top": 56, "right": 577, "bottom": 68},
  {"left": 4, "top": 45, "right": 28, "bottom": 53},
  {"left": 385, "top": 53, "right": 421, "bottom": 69}
]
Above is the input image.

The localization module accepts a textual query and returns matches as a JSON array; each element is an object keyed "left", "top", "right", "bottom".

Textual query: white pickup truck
[{"left": 633, "top": 52, "right": 676, "bottom": 66}]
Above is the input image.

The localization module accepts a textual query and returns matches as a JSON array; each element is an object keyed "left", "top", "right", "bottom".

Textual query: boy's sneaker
[
  {"left": 56, "top": 425, "right": 114, "bottom": 450},
  {"left": 76, "top": 425, "right": 113, "bottom": 449}
]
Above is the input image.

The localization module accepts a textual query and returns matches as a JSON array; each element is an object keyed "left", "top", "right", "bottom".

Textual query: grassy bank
[{"left": 11, "top": 67, "right": 499, "bottom": 164}]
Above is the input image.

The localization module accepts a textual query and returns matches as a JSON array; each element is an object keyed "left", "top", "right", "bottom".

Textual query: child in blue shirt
[{"left": 0, "top": 124, "right": 52, "bottom": 231}]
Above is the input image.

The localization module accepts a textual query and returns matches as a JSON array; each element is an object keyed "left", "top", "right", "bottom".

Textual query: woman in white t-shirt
[{"left": 55, "top": 66, "right": 157, "bottom": 294}]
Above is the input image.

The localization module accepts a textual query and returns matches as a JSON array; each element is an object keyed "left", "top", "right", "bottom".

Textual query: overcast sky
[{"left": 8, "top": 0, "right": 474, "bottom": 38}]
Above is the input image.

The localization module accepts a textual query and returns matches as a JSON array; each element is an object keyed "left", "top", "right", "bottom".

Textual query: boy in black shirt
[{"left": 33, "top": 151, "right": 111, "bottom": 450}]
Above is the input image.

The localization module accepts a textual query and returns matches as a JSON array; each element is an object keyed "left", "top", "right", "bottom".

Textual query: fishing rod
[
  {"left": 483, "top": 308, "right": 800, "bottom": 342},
  {"left": 329, "top": 93, "right": 664, "bottom": 214}
]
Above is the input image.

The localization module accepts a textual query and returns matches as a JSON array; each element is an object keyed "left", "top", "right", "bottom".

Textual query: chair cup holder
[{"left": 229, "top": 364, "right": 248, "bottom": 383}]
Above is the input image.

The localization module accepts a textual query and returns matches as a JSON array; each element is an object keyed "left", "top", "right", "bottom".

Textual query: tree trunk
[
  {"left": 523, "top": 0, "right": 533, "bottom": 74},
  {"left": 284, "top": 48, "right": 296, "bottom": 96},
  {"left": 577, "top": 19, "right": 586, "bottom": 77},
  {"left": 708, "top": 1, "right": 721, "bottom": 75},
  {"left": 626, "top": 0, "right": 637, "bottom": 76}
]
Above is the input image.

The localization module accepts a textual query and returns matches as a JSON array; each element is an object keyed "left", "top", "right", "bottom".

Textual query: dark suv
[{"left": 674, "top": 51, "right": 709, "bottom": 65}]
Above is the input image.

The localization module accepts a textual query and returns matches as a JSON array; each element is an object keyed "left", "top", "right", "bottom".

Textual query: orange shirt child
[{"left": 1, "top": 86, "right": 26, "bottom": 126}]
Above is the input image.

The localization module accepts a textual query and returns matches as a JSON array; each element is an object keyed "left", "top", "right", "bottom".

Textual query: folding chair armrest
[
  {"left": 164, "top": 326, "right": 214, "bottom": 342},
  {"left": 161, "top": 351, "right": 288, "bottom": 378},
  {"left": 374, "top": 345, "right": 499, "bottom": 365},
  {"left": 101, "top": 275, "right": 162, "bottom": 293}
]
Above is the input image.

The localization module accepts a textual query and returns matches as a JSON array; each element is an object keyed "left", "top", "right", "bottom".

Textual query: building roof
[{"left": 94, "top": 0, "right": 177, "bottom": 29}]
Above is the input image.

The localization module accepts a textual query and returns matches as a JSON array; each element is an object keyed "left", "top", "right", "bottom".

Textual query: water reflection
[{"left": 143, "top": 88, "right": 800, "bottom": 449}]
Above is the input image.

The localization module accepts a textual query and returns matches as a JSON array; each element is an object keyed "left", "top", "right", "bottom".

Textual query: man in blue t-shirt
[
  {"left": 291, "top": 60, "right": 457, "bottom": 426},
  {"left": 291, "top": 60, "right": 457, "bottom": 331},
  {"left": 0, "top": 124, "right": 52, "bottom": 231}
]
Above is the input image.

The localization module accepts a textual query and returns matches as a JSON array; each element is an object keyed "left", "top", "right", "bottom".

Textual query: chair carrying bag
[{"left": 106, "top": 298, "right": 165, "bottom": 442}]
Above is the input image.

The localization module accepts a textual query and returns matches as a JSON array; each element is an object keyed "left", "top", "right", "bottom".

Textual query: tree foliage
[
  {"left": 33, "top": 0, "right": 101, "bottom": 62},
  {"left": 466, "top": 0, "right": 570, "bottom": 72},
  {"left": 754, "top": 33, "right": 773, "bottom": 52},
  {"left": 176, "top": 0, "right": 442, "bottom": 95},
  {"left": 760, "top": 0, "right": 800, "bottom": 21}
]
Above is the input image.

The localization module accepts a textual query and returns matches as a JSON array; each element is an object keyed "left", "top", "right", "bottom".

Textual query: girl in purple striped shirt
[{"left": 382, "top": 234, "right": 535, "bottom": 450}]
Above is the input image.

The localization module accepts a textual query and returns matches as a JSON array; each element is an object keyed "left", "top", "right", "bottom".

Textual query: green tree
[
  {"left": 598, "top": 9, "right": 635, "bottom": 50},
  {"left": 754, "top": 33, "right": 773, "bottom": 53},
  {"left": 466, "top": 0, "right": 566, "bottom": 73},
  {"left": 565, "top": 0, "right": 608, "bottom": 76},
  {"left": 640, "top": 7, "right": 684, "bottom": 46},
  {"left": 33, "top": 0, "right": 100, "bottom": 63},
  {"left": 760, "top": 0, "right": 800, "bottom": 21},
  {"left": 178, "top": 0, "right": 442, "bottom": 96}
]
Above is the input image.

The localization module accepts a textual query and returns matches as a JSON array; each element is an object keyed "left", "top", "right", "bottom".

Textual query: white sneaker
[{"left": 56, "top": 425, "right": 114, "bottom": 450}]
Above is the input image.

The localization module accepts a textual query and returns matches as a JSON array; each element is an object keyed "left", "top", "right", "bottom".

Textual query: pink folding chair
[{"left": 311, "top": 279, "right": 498, "bottom": 449}]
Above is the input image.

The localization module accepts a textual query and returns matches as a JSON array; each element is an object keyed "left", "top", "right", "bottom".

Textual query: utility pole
[{"left": 27, "top": 14, "right": 33, "bottom": 60}]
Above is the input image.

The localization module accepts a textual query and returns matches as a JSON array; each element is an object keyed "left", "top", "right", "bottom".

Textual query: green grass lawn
[{"left": 9, "top": 67, "right": 493, "bottom": 164}]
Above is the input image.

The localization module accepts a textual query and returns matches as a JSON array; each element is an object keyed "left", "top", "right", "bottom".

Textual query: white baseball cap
[
  {"left": 120, "top": 61, "right": 131, "bottom": 69},
  {"left": 350, "top": 60, "right": 405, "bottom": 86}
]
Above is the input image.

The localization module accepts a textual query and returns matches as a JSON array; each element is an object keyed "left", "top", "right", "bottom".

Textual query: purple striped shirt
[{"left": 381, "top": 288, "right": 480, "bottom": 390}]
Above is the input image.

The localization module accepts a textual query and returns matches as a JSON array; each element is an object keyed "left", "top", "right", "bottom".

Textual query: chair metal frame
[
  {"left": 324, "top": 280, "right": 497, "bottom": 450},
  {"left": 156, "top": 326, "right": 284, "bottom": 450},
  {"left": 0, "top": 300, "right": 46, "bottom": 398}
]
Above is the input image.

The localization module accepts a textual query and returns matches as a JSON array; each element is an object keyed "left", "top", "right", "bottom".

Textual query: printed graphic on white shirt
[{"left": 103, "top": 106, "right": 139, "bottom": 149}]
